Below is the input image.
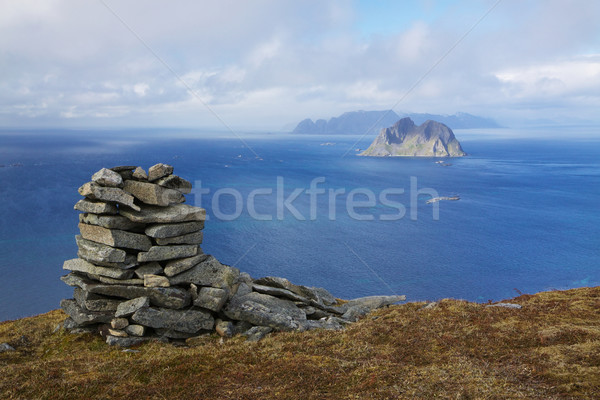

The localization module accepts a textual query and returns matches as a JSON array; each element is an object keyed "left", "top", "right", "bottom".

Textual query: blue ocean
[{"left": 1, "top": 129, "right": 599, "bottom": 321}]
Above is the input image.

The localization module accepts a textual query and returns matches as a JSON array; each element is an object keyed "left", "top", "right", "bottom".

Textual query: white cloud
[
  {"left": 0, "top": 0, "right": 599, "bottom": 128},
  {"left": 495, "top": 56, "right": 600, "bottom": 98}
]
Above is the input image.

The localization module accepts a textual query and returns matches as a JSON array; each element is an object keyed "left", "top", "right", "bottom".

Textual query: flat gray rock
[
  {"left": 168, "top": 255, "right": 239, "bottom": 289},
  {"left": 155, "top": 175, "right": 192, "bottom": 194},
  {"left": 106, "top": 335, "right": 148, "bottom": 347},
  {"left": 79, "top": 223, "right": 152, "bottom": 251},
  {"left": 78, "top": 182, "right": 140, "bottom": 211},
  {"left": 148, "top": 163, "right": 174, "bottom": 182},
  {"left": 155, "top": 231, "right": 203, "bottom": 246},
  {"left": 223, "top": 292, "right": 307, "bottom": 331},
  {"left": 343, "top": 295, "right": 406, "bottom": 312},
  {"left": 60, "top": 299, "right": 113, "bottom": 325},
  {"left": 122, "top": 180, "right": 184, "bottom": 207},
  {"left": 88, "top": 284, "right": 191, "bottom": 309},
  {"left": 194, "top": 287, "right": 228, "bottom": 312},
  {"left": 163, "top": 254, "right": 208, "bottom": 277},
  {"left": 486, "top": 303, "right": 522, "bottom": 309},
  {"left": 131, "top": 307, "right": 214, "bottom": 333},
  {"left": 63, "top": 258, "right": 134, "bottom": 280},
  {"left": 76, "top": 235, "right": 128, "bottom": 264},
  {"left": 341, "top": 305, "right": 371, "bottom": 322},
  {"left": 120, "top": 204, "right": 205, "bottom": 224},
  {"left": 145, "top": 221, "right": 204, "bottom": 238},
  {"left": 74, "top": 199, "right": 118, "bottom": 215},
  {"left": 92, "top": 168, "right": 123, "bottom": 187},
  {"left": 0, "top": 343, "right": 15, "bottom": 352},
  {"left": 115, "top": 296, "right": 150, "bottom": 318},
  {"left": 137, "top": 244, "right": 198, "bottom": 262},
  {"left": 79, "top": 213, "right": 144, "bottom": 231}
]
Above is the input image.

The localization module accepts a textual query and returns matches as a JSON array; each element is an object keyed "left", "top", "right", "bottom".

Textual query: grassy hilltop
[{"left": 1, "top": 287, "right": 599, "bottom": 399}]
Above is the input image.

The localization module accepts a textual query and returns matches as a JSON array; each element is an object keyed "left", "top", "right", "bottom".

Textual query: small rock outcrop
[
  {"left": 360, "top": 118, "right": 466, "bottom": 157},
  {"left": 61, "top": 164, "right": 406, "bottom": 346}
]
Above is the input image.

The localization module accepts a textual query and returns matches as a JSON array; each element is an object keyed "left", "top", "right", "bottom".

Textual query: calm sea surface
[{"left": 1, "top": 129, "right": 599, "bottom": 320}]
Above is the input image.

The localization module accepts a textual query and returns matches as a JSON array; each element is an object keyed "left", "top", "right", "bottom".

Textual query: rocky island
[{"left": 359, "top": 117, "right": 467, "bottom": 157}]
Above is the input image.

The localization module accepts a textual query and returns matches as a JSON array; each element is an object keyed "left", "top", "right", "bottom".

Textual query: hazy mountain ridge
[
  {"left": 360, "top": 117, "right": 467, "bottom": 157},
  {"left": 291, "top": 110, "right": 500, "bottom": 134}
]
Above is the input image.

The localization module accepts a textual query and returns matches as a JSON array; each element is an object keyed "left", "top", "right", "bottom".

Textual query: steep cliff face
[{"left": 359, "top": 118, "right": 466, "bottom": 157}]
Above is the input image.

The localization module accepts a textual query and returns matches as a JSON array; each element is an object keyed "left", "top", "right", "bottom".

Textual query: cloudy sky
[{"left": 1, "top": 0, "right": 599, "bottom": 130}]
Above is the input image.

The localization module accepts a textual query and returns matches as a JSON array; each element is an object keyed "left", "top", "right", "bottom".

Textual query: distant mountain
[
  {"left": 291, "top": 110, "right": 500, "bottom": 134},
  {"left": 360, "top": 117, "right": 466, "bottom": 157},
  {"left": 292, "top": 110, "right": 401, "bottom": 135},
  {"left": 400, "top": 112, "right": 501, "bottom": 129}
]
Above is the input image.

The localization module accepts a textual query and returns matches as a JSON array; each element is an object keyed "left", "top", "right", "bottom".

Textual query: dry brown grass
[{"left": 1, "top": 286, "right": 599, "bottom": 399}]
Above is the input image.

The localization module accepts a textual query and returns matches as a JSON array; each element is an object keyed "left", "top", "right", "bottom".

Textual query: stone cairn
[{"left": 60, "top": 164, "right": 405, "bottom": 346}]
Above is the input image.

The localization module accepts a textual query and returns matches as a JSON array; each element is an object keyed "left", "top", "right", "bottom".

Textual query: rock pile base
[{"left": 61, "top": 164, "right": 405, "bottom": 346}]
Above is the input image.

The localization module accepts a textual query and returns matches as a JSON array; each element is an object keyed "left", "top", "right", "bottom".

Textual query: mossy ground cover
[{"left": 1, "top": 287, "right": 599, "bottom": 399}]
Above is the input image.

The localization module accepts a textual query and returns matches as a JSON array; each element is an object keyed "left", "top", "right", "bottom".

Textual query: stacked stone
[{"left": 61, "top": 164, "right": 405, "bottom": 346}]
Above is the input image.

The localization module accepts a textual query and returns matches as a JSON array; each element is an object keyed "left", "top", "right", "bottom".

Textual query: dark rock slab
[
  {"left": 110, "top": 165, "right": 137, "bottom": 172},
  {"left": 163, "top": 254, "right": 209, "bottom": 278},
  {"left": 89, "top": 284, "right": 191, "bottom": 309},
  {"left": 60, "top": 299, "right": 113, "bottom": 326},
  {"left": 131, "top": 307, "right": 214, "bottom": 333}
]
